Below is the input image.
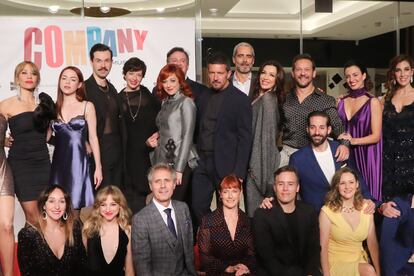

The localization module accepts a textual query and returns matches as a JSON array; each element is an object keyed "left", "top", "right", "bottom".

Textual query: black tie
[{"left": 164, "top": 208, "right": 177, "bottom": 238}]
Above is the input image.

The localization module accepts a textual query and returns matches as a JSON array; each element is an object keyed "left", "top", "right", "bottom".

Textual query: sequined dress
[{"left": 382, "top": 98, "right": 414, "bottom": 201}]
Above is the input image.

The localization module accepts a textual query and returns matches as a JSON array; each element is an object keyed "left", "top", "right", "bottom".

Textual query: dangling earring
[
  {"left": 16, "top": 83, "right": 21, "bottom": 100},
  {"left": 411, "top": 76, "right": 413, "bottom": 84},
  {"left": 393, "top": 79, "right": 396, "bottom": 86},
  {"left": 62, "top": 212, "right": 68, "bottom": 221},
  {"left": 42, "top": 211, "right": 48, "bottom": 220}
]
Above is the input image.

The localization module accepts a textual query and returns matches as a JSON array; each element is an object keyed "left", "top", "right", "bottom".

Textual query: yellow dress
[{"left": 321, "top": 205, "right": 370, "bottom": 276}]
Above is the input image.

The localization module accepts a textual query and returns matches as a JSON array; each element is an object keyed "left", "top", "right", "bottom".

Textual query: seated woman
[
  {"left": 380, "top": 194, "right": 414, "bottom": 276},
  {"left": 319, "top": 167, "right": 380, "bottom": 276},
  {"left": 197, "top": 174, "right": 255, "bottom": 275},
  {"left": 82, "top": 185, "right": 133, "bottom": 276},
  {"left": 17, "top": 185, "right": 86, "bottom": 276}
]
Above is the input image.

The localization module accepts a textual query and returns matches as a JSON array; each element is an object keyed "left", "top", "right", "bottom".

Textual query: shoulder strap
[{"left": 83, "top": 101, "right": 88, "bottom": 116}]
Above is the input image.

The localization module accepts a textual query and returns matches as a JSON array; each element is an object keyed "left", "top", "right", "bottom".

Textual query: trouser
[
  {"left": 191, "top": 152, "right": 221, "bottom": 227},
  {"left": 173, "top": 165, "right": 192, "bottom": 202},
  {"left": 99, "top": 133, "right": 123, "bottom": 188},
  {"left": 279, "top": 145, "right": 299, "bottom": 168}
]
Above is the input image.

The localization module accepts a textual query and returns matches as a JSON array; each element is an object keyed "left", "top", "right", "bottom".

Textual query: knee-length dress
[
  {"left": 50, "top": 105, "right": 94, "bottom": 209},
  {"left": 8, "top": 111, "right": 50, "bottom": 201},
  {"left": 338, "top": 90, "right": 382, "bottom": 200},
  {"left": 321, "top": 205, "right": 370, "bottom": 276}
]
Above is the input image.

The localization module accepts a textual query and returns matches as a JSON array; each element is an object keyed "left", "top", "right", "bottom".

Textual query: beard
[{"left": 311, "top": 134, "right": 328, "bottom": 147}]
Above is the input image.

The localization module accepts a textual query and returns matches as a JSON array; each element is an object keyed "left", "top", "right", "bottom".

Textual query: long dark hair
[
  {"left": 55, "top": 66, "right": 86, "bottom": 119},
  {"left": 385, "top": 54, "right": 414, "bottom": 100},
  {"left": 343, "top": 59, "right": 373, "bottom": 91},
  {"left": 252, "top": 60, "right": 285, "bottom": 105}
]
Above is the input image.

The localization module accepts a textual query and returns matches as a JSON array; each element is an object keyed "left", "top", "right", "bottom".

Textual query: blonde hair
[
  {"left": 37, "top": 185, "right": 75, "bottom": 246},
  {"left": 83, "top": 186, "right": 132, "bottom": 238},
  {"left": 14, "top": 61, "right": 41, "bottom": 87},
  {"left": 325, "top": 167, "right": 364, "bottom": 212}
]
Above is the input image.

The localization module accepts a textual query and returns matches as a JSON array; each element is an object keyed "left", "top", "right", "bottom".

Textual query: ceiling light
[
  {"left": 209, "top": 8, "right": 218, "bottom": 13},
  {"left": 156, "top": 7, "right": 165, "bottom": 12},
  {"left": 48, "top": 5, "right": 59, "bottom": 14},
  {"left": 100, "top": 6, "right": 111, "bottom": 13}
]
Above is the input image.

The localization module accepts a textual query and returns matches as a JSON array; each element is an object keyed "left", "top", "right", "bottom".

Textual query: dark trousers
[
  {"left": 191, "top": 153, "right": 221, "bottom": 226},
  {"left": 173, "top": 165, "right": 192, "bottom": 202},
  {"left": 99, "top": 133, "right": 123, "bottom": 188}
]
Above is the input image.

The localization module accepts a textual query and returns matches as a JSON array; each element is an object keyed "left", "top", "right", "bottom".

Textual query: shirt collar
[
  {"left": 152, "top": 198, "right": 174, "bottom": 213},
  {"left": 233, "top": 72, "right": 252, "bottom": 84}
]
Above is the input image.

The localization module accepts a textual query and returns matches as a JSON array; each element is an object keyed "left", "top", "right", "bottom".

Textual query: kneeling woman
[
  {"left": 82, "top": 185, "right": 134, "bottom": 276},
  {"left": 198, "top": 175, "right": 256, "bottom": 275},
  {"left": 17, "top": 185, "right": 86, "bottom": 276},
  {"left": 320, "top": 167, "right": 380, "bottom": 276}
]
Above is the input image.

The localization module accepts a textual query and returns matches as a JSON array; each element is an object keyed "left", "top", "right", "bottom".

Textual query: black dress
[
  {"left": 8, "top": 111, "right": 50, "bottom": 201},
  {"left": 17, "top": 223, "right": 87, "bottom": 276},
  {"left": 382, "top": 98, "right": 414, "bottom": 201},
  {"left": 118, "top": 85, "right": 159, "bottom": 213},
  {"left": 86, "top": 226, "right": 129, "bottom": 276}
]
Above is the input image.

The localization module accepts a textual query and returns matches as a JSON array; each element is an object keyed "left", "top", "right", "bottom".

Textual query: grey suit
[
  {"left": 153, "top": 92, "right": 198, "bottom": 172},
  {"left": 132, "top": 200, "right": 196, "bottom": 276}
]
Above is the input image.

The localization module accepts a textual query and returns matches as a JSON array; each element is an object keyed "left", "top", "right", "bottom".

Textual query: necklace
[
  {"left": 341, "top": 205, "right": 355, "bottom": 213},
  {"left": 125, "top": 89, "right": 141, "bottom": 122}
]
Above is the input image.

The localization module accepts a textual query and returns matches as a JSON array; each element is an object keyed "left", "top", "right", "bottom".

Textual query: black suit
[
  {"left": 253, "top": 201, "right": 321, "bottom": 276},
  {"left": 85, "top": 75, "right": 125, "bottom": 187},
  {"left": 192, "top": 84, "right": 252, "bottom": 223}
]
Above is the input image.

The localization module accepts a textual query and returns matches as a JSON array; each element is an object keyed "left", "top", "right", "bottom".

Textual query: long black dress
[
  {"left": 86, "top": 226, "right": 129, "bottom": 276},
  {"left": 382, "top": 98, "right": 414, "bottom": 201},
  {"left": 17, "top": 223, "right": 87, "bottom": 276},
  {"left": 117, "top": 85, "right": 159, "bottom": 213},
  {"left": 8, "top": 111, "right": 50, "bottom": 201}
]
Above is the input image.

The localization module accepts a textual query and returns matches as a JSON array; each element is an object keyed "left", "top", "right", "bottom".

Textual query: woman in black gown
[
  {"left": 82, "top": 185, "right": 133, "bottom": 276},
  {"left": 117, "top": 57, "right": 159, "bottom": 213},
  {"left": 0, "top": 61, "right": 55, "bottom": 225},
  {"left": 382, "top": 55, "right": 414, "bottom": 201},
  {"left": 17, "top": 185, "right": 86, "bottom": 276}
]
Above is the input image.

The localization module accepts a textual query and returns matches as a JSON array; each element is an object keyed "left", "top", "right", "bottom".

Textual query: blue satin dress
[{"left": 50, "top": 113, "right": 94, "bottom": 209}]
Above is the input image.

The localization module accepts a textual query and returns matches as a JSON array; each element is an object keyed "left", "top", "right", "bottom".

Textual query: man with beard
[
  {"left": 288, "top": 111, "right": 376, "bottom": 211},
  {"left": 280, "top": 54, "right": 348, "bottom": 167},
  {"left": 192, "top": 52, "right": 252, "bottom": 225},
  {"left": 85, "top": 43, "right": 123, "bottom": 187},
  {"left": 231, "top": 42, "right": 256, "bottom": 97}
]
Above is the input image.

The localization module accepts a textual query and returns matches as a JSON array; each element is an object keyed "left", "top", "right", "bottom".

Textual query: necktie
[{"left": 164, "top": 208, "right": 177, "bottom": 238}]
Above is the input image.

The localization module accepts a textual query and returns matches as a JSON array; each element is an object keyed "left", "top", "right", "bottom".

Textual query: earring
[
  {"left": 411, "top": 76, "right": 413, "bottom": 83},
  {"left": 62, "top": 212, "right": 68, "bottom": 221},
  {"left": 34, "top": 87, "right": 39, "bottom": 105},
  {"left": 393, "top": 79, "right": 396, "bottom": 86},
  {"left": 16, "top": 84, "right": 21, "bottom": 100},
  {"left": 42, "top": 211, "right": 47, "bottom": 220}
]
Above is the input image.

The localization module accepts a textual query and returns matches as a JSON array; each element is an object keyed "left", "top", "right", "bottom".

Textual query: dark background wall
[{"left": 202, "top": 26, "right": 414, "bottom": 68}]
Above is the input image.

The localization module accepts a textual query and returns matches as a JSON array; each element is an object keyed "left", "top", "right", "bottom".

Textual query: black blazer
[
  {"left": 252, "top": 201, "right": 321, "bottom": 276},
  {"left": 197, "top": 85, "right": 252, "bottom": 179}
]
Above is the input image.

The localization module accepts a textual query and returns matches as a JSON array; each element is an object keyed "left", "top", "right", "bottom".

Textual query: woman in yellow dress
[{"left": 319, "top": 167, "right": 380, "bottom": 276}]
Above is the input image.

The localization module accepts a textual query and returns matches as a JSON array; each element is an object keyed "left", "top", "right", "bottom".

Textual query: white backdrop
[
  {"left": 0, "top": 16, "right": 195, "bottom": 237},
  {"left": 0, "top": 17, "right": 196, "bottom": 100}
]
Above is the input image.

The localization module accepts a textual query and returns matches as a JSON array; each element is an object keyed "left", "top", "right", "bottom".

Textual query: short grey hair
[
  {"left": 232, "top": 42, "right": 255, "bottom": 58},
  {"left": 147, "top": 163, "right": 176, "bottom": 183}
]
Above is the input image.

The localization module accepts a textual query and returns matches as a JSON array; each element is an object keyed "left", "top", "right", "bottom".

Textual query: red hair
[
  {"left": 56, "top": 66, "right": 85, "bottom": 118},
  {"left": 219, "top": 174, "right": 242, "bottom": 191},
  {"left": 156, "top": 64, "right": 192, "bottom": 100}
]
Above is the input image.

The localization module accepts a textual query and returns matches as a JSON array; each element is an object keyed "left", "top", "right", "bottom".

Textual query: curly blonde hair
[
  {"left": 325, "top": 167, "right": 364, "bottom": 212},
  {"left": 83, "top": 186, "right": 132, "bottom": 238}
]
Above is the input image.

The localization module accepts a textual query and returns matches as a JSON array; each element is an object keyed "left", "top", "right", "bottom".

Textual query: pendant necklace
[{"left": 125, "top": 89, "right": 141, "bottom": 122}]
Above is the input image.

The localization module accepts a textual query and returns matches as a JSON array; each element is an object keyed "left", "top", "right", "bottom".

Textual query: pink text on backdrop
[{"left": 24, "top": 25, "right": 148, "bottom": 70}]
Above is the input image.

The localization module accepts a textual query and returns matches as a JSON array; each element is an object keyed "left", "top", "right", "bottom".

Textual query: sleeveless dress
[
  {"left": 382, "top": 98, "right": 414, "bottom": 201},
  {"left": 0, "top": 114, "right": 14, "bottom": 196},
  {"left": 86, "top": 226, "right": 129, "bottom": 276},
  {"left": 50, "top": 103, "right": 94, "bottom": 209},
  {"left": 321, "top": 205, "right": 371, "bottom": 276},
  {"left": 338, "top": 89, "right": 382, "bottom": 200},
  {"left": 8, "top": 112, "right": 50, "bottom": 201}
]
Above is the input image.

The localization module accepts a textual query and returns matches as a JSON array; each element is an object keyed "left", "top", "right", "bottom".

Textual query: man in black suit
[
  {"left": 85, "top": 43, "right": 124, "bottom": 187},
  {"left": 253, "top": 166, "right": 321, "bottom": 276},
  {"left": 192, "top": 52, "right": 252, "bottom": 225}
]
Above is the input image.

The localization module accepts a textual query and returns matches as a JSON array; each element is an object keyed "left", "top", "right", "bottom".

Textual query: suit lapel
[
  {"left": 148, "top": 202, "right": 177, "bottom": 250},
  {"left": 329, "top": 140, "right": 343, "bottom": 170},
  {"left": 305, "top": 145, "right": 330, "bottom": 186}
]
